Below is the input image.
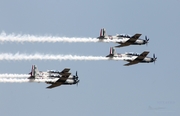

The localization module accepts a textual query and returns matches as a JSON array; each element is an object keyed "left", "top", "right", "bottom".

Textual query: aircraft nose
[
  {"left": 151, "top": 58, "right": 154, "bottom": 62},
  {"left": 144, "top": 40, "right": 147, "bottom": 43}
]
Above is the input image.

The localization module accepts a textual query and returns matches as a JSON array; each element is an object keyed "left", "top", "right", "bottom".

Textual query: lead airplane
[
  {"left": 28, "top": 65, "right": 79, "bottom": 89},
  {"left": 106, "top": 47, "right": 157, "bottom": 66},
  {"left": 97, "top": 28, "right": 149, "bottom": 47}
]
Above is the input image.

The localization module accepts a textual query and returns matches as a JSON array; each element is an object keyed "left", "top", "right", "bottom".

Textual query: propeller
[
  {"left": 145, "top": 36, "right": 149, "bottom": 46},
  {"left": 73, "top": 71, "right": 78, "bottom": 79},
  {"left": 75, "top": 71, "right": 78, "bottom": 79},
  {"left": 75, "top": 71, "right": 79, "bottom": 86},
  {"left": 153, "top": 54, "right": 157, "bottom": 64},
  {"left": 76, "top": 80, "right": 80, "bottom": 86}
]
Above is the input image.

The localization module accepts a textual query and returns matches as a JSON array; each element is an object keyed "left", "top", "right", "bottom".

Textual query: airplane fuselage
[
  {"left": 139, "top": 57, "right": 154, "bottom": 63},
  {"left": 35, "top": 71, "right": 51, "bottom": 79},
  {"left": 98, "top": 36, "right": 146, "bottom": 45},
  {"left": 33, "top": 71, "right": 76, "bottom": 79},
  {"left": 130, "top": 39, "right": 146, "bottom": 45},
  {"left": 125, "top": 56, "right": 154, "bottom": 63},
  {"left": 117, "top": 37, "right": 146, "bottom": 45},
  {"left": 61, "top": 79, "right": 78, "bottom": 85},
  {"left": 46, "top": 78, "right": 78, "bottom": 85}
]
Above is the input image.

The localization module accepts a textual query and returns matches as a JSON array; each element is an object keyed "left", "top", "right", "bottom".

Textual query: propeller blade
[
  {"left": 153, "top": 54, "right": 157, "bottom": 64},
  {"left": 75, "top": 71, "right": 79, "bottom": 79},
  {"left": 145, "top": 36, "right": 149, "bottom": 41},
  {"left": 145, "top": 36, "right": 149, "bottom": 46},
  {"left": 76, "top": 80, "right": 80, "bottom": 87},
  {"left": 153, "top": 54, "right": 157, "bottom": 60}
]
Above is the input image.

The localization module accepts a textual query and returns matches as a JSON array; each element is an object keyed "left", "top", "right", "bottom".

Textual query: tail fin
[
  {"left": 28, "top": 65, "right": 39, "bottom": 79},
  {"left": 106, "top": 47, "right": 115, "bottom": 57},
  {"left": 98, "top": 28, "right": 106, "bottom": 39}
]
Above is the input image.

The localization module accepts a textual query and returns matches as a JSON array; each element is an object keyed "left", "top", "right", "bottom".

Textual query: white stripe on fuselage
[
  {"left": 123, "top": 55, "right": 152, "bottom": 62},
  {"left": 134, "top": 39, "right": 145, "bottom": 44},
  {"left": 65, "top": 79, "right": 75, "bottom": 84}
]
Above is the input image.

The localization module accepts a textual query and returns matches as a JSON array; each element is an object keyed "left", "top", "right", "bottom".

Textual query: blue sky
[{"left": 0, "top": 0, "right": 179, "bottom": 116}]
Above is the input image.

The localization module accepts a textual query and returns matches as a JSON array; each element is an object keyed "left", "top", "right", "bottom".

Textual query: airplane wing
[
  {"left": 124, "top": 51, "right": 149, "bottom": 66},
  {"left": 115, "top": 42, "right": 131, "bottom": 47},
  {"left": 128, "top": 34, "right": 142, "bottom": 42},
  {"left": 46, "top": 73, "right": 70, "bottom": 89},
  {"left": 59, "top": 68, "right": 71, "bottom": 75},
  {"left": 61, "top": 68, "right": 70, "bottom": 73},
  {"left": 115, "top": 34, "right": 141, "bottom": 47},
  {"left": 61, "top": 72, "right": 71, "bottom": 77},
  {"left": 124, "top": 61, "right": 139, "bottom": 66},
  {"left": 46, "top": 82, "right": 63, "bottom": 89},
  {"left": 134, "top": 51, "right": 149, "bottom": 61}
]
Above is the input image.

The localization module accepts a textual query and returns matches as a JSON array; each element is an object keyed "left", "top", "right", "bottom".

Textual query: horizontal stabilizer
[
  {"left": 28, "top": 76, "right": 35, "bottom": 79},
  {"left": 106, "top": 54, "right": 113, "bottom": 57}
]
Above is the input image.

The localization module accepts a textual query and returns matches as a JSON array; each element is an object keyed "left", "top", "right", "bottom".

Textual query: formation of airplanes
[
  {"left": 28, "top": 65, "right": 79, "bottom": 89},
  {"left": 97, "top": 28, "right": 157, "bottom": 66},
  {"left": 26, "top": 28, "right": 156, "bottom": 88}
]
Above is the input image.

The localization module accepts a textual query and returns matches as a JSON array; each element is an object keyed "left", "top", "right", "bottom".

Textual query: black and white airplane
[
  {"left": 97, "top": 28, "right": 149, "bottom": 47},
  {"left": 106, "top": 47, "right": 157, "bottom": 66},
  {"left": 28, "top": 65, "right": 79, "bottom": 89}
]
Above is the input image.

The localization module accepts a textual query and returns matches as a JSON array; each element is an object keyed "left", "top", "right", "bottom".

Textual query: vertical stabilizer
[
  {"left": 100, "top": 29, "right": 103, "bottom": 37},
  {"left": 102, "top": 28, "right": 106, "bottom": 37},
  {"left": 98, "top": 28, "right": 106, "bottom": 39},
  {"left": 106, "top": 47, "right": 116, "bottom": 57},
  {"left": 28, "top": 65, "right": 39, "bottom": 79}
]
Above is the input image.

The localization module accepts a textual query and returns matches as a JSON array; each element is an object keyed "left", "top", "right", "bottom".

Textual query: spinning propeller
[
  {"left": 75, "top": 71, "right": 78, "bottom": 79},
  {"left": 153, "top": 54, "right": 157, "bottom": 64},
  {"left": 74, "top": 71, "right": 80, "bottom": 86},
  {"left": 145, "top": 36, "right": 149, "bottom": 46}
]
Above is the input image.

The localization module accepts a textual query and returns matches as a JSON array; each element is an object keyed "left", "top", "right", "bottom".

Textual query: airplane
[
  {"left": 97, "top": 28, "right": 149, "bottom": 47},
  {"left": 28, "top": 65, "right": 80, "bottom": 89},
  {"left": 106, "top": 47, "right": 157, "bottom": 66},
  {"left": 148, "top": 106, "right": 166, "bottom": 110}
]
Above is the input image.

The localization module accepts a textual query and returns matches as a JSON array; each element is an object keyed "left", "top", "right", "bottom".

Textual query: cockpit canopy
[
  {"left": 48, "top": 70, "right": 60, "bottom": 73},
  {"left": 117, "top": 34, "right": 131, "bottom": 38},
  {"left": 125, "top": 52, "right": 139, "bottom": 56}
]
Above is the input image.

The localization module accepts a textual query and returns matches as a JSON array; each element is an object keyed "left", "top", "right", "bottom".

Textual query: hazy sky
[{"left": 0, "top": 1, "right": 179, "bottom": 116}]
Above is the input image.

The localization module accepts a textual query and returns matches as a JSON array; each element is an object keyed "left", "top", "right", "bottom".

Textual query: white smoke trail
[
  {"left": 0, "top": 78, "right": 58, "bottom": 83},
  {"left": 0, "top": 32, "right": 120, "bottom": 43},
  {"left": 0, "top": 74, "right": 29, "bottom": 78},
  {"left": 0, "top": 53, "right": 125, "bottom": 61}
]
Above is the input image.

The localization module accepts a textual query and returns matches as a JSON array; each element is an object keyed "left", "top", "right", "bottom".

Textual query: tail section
[
  {"left": 98, "top": 28, "right": 106, "bottom": 39},
  {"left": 28, "top": 65, "right": 39, "bottom": 79},
  {"left": 100, "top": 28, "right": 106, "bottom": 37},
  {"left": 106, "top": 47, "right": 116, "bottom": 57}
]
